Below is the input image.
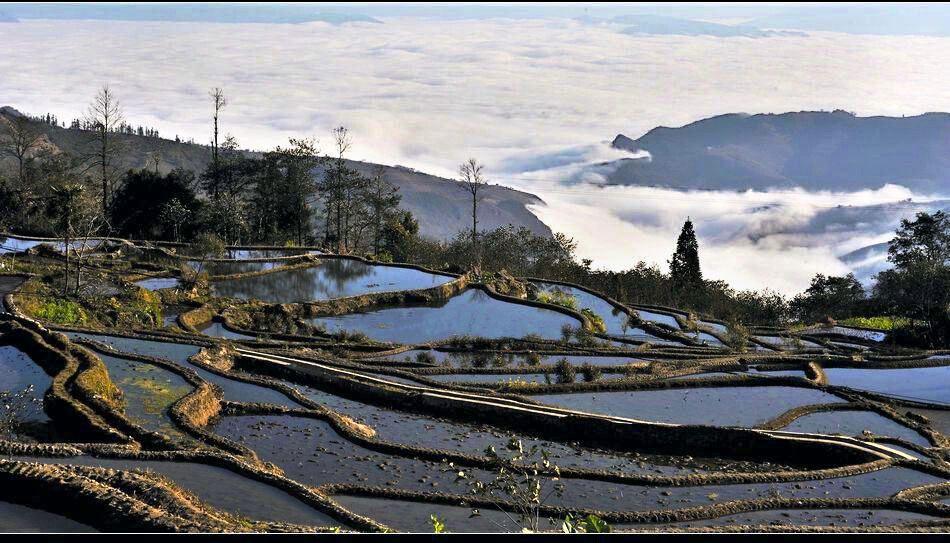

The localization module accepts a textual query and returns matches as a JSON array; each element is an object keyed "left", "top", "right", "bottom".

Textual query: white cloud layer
[{"left": 2, "top": 17, "right": 949, "bottom": 293}]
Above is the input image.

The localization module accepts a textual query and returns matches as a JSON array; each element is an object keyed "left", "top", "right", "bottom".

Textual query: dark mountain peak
[{"left": 607, "top": 111, "right": 950, "bottom": 192}]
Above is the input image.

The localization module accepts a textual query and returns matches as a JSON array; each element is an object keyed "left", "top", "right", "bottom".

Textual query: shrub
[
  {"left": 554, "top": 358, "right": 575, "bottom": 384},
  {"left": 415, "top": 351, "right": 437, "bottom": 365},
  {"left": 524, "top": 352, "right": 542, "bottom": 367},
  {"left": 537, "top": 290, "right": 578, "bottom": 311},
  {"left": 472, "top": 352, "right": 491, "bottom": 368},
  {"left": 580, "top": 363, "right": 601, "bottom": 382},
  {"left": 723, "top": 321, "right": 750, "bottom": 353},
  {"left": 839, "top": 316, "right": 912, "bottom": 331},
  {"left": 34, "top": 298, "right": 87, "bottom": 325},
  {"left": 581, "top": 308, "right": 607, "bottom": 334}
]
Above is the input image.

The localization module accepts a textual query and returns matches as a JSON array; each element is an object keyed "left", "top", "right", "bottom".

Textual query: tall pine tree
[{"left": 670, "top": 218, "right": 703, "bottom": 293}]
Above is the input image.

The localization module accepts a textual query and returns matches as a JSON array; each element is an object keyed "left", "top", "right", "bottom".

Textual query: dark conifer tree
[{"left": 670, "top": 217, "right": 703, "bottom": 293}]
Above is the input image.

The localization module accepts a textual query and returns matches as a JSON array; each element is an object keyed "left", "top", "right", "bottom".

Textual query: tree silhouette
[{"left": 669, "top": 218, "right": 703, "bottom": 294}]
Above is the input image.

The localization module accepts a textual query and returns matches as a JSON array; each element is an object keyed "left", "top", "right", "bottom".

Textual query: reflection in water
[
  {"left": 226, "top": 248, "right": 321, "bottom": 259},
  {"left": 135, "top": 277, "right": 181, "bottom": 290},
  {"left": 188, "top": 260, "right": 282, "bottom": 276},
  {"left": 0, "top": 236, "right": 102, "bottom": 255},
  {"left": 213, "top": 259, "right": 453, "bottom": 303},
  {"left": 0, "top": 501, "right": 98, "bottom": 533},
  {"left": 533, "top": 386, "right": 846, "bottom": 426},
  {"left": 95, "top": 353, "right": 194, "bottom": 442},
  {"left": 823, "top": 366, "right": 950, "bottom": 404},
  {"left": 781, "top": 410, "right": 930, "bottom": 447},
  {"left": 0, "top": 346, "right": 53, "bottom": 440},
  {"left": 7, "top": 455, "right": 338, "bottom": 527},
  {"left": 309, "top": 289, "right": 581, "bottom": 343}
]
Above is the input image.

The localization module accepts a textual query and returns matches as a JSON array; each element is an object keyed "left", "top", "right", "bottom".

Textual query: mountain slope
[
  {"left": 0, "top": 107, "right": 550, "bottom": 240},
  {"left": 609, "top": 110, "right": 950, "bottom": 192}
]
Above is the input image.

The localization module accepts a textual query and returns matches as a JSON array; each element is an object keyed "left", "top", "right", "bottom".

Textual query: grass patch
[
  {"left": 839, "top": 316, "right": 913, "bottom": 331},
  {"left": 536, "top": 290, "right": 578, "bottom": 311},
  {"left": 34, "top": 298, "right": 88, "bottom": 325}
]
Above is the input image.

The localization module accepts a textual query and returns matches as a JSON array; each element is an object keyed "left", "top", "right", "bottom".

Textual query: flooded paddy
[
  {"left": 370, "top": 350, "right": 647, "bottom": 369},
  {"left": 188, "top": 260, "right": 283, "bottom": 276},
  {"left": 779, "top": 410, "right": 931, "bottom": 446},
  {"left": 212, "top": 259, "right": 453, "bottom": 303},
  {"left": 533, "top": 282, "right": 631, "bottom": 335},
  {"left": 309, "top": 289, "right": 581, "bottom": 343},
  {"left": 198, "top": 321, "right": 259, "bottom": 341},
  {"left": 823, "top": 366, "right": 950, "bottom": 404},
  {"left": 222, "top": 382, "right": 783, "bottom": 476},
  {"left": 531, "top": 386, "right": 846, "bottom": 426},
  {"left": 8, "top": 456, "right": 341, "bottom": 527},
  {"left": 134, "top": 277, "right": 181, "bottom": 291},
  {"left": 429, "top": 372, "right": 624, "bottom": 385},
  {"left": 225, "top": 248, "right": 321, "bottom": 259},
  {"left": 0, "top": 236, "right": 103, "bottom": 255},
  {"left": 0, "top": 501, "right": 97, "bottom": 533},
  {"left": 332, "top": 495, "right": 519, "bottom": 533},
  {"left": 211, "top": 414, "right": 941, "bottom": 518},
  {"left": 651, "top": 508, "right": 941, "bottom": 529},
  {"left": 631, "top": 308, "right": 682, "bottom": 329},
  {"left": 68, "top": 333, "right": 299, "bottom": 407},
  {"left": 95, "top": 353, "right": 194, "bottom": 440},
  {"left": 0, "top": 345, "right": 53, "bottom": 438}
]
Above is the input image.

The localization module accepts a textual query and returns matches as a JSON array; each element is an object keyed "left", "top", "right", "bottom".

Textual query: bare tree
[
  {"left": 322, "top": 126, "right": 352, "bottom": 252},
  {"left": 210, "top": 87, "right": 227, "bottom": 169},
  {"left": 458, "top": 158, "right": 486, "bottom": 265},
  {"left": 83, "top": 85, "right": 125, "bottom": 215},
  {"left": 0, "top": 112, "right": 45, "bottom": 184}
]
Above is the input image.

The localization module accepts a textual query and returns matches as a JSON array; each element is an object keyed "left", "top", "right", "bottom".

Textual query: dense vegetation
[{"left": 1, "top": 88, "right": 948, "bottom": 346}]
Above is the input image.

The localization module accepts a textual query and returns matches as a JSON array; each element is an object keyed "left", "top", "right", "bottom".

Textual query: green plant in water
[
  {"left": 449, "top": 438, "right": 564, "bottom": 533},
  {"left": 430, "top": 515, "right": 446, "bottom": 533},
  {"left": 536, "top": 290, "right": 578, "bottom": 311},
  {"left": 562, "top": 513, "right": 610, "bottom": 533},
  {"left": 581, "top": 308, "right": 606, "bottom": 334}
]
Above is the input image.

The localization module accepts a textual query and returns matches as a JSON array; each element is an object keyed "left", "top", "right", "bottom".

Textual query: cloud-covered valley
[{"left": 1, "top": 16, "right": 949, "bottom": 294}]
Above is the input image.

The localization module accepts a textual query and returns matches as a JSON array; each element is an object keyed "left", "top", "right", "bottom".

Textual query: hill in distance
[
  {"left": 579, "top": 13, "right": 803, "bottom": 38},
  {"left": 0, "top": 107, "right": 550, "bottom": 241},
  {"left": 0, "top": 3, "right": 378, "bottom": 24},
  {"left": 609, "top": 110, "right": 950, "bottom": 192}
]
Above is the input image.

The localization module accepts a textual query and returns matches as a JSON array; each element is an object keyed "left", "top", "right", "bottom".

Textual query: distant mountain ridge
[
  {"left": 0, "top": 3, "right": 378, "bottom": 24},
  {"left": 609, "top": 110, "right": 950, "bottom": 192},
  {"left": 0, "top": 107, "right": 550, "bottom": 241},
  {"left": 579, "top": 14, "right": 804, "bottom": 38}
]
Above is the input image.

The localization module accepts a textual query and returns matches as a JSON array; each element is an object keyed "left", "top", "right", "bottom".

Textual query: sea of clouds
[{"left": 1, "top": 16, "right": 949, "bottom": 294}]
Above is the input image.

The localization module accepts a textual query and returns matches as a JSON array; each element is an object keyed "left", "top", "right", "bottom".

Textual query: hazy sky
[{"left": 1, "top": 12, "right": 948, "bottom": 293}]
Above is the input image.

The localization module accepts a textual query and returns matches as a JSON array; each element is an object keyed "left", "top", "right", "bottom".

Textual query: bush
[
  {"left": 537, "top": 290, "right": 578, "bottom": 311},
  {"left": 554, "top": 358, "right": 575, "bottom": 384},
  {"left": 524, "top": 352, "right": 542, "bottom": 367},
  {"left": 34, "top": 298, "right": 87, "bottom": 325},
  {"left": 839, "top": 316, "right": 912, "bottom": 331},
  {"left": 723, "top": 321, "right": 749, "bottom": 353},
  {"left": 581, "top": 308, "right": 606, "bottom": 334},
  {"left": 415, "top": 351, "right": 437, "bottom": 365},
  {"left": 580, "top": 363, "right": 601, "bottom": 382}
]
